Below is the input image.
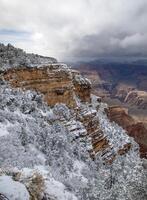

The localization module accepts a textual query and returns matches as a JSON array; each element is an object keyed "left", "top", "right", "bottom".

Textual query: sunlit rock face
[
  {"left": 3, "top": 64, "right": 76, "bottom": 107},
  {"left": 73, "top": 73, "right": 91, "bottom": 103},
  {"left": 3, "top": 65, "right": 92, "bottom": 108}
]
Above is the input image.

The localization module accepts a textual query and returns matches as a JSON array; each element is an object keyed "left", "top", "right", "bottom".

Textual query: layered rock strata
[
  {"left": 3, "top": 64, "right": 134, "bottom": 163},
  {"left": 124, "top": 90, "right": 147, "bottom": 109},
  {"left": 3, "top": 64, "right": 92, "bottom": 108}
]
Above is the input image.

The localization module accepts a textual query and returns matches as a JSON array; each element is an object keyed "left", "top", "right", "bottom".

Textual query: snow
[
  {"left": 0, "top": 83, "right": 147, "bottom": 200},
  {"left": 45, "top": 178, "right": 78, "bottom": 200},
  {"left": 91, "top": 95, "right": 134, "bottom": 154},
  {"left": 97, "top": 102, "right": 132, "bottom": 153},
  {"left": 0, "top": 124, "right": 9, "bottom": 137},
  {"left": 74, "top": 74, "right": 91, "bottom": 86},
  {"left": 72, "top": 160, "right": 88, "bottom": 183},
  {"left": 0, "top": 175, "right": 29, "bottom": 200},
  {"left": 0, "top": 43, "right": 57, "bottom": 70},
  {"left": 27, "top": 144, "right": 46, "bottom": 165},
  {"left": 20, "top": 166, "right": 79, "bottom": 200},
  {"left": 20, "top": 166, "right": 49, "bottom": 181}
]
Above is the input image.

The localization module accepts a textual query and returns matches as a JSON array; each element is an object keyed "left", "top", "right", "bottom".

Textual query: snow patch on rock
[{"left": 0, "top": 175, "right": 29, "bottom": 200}]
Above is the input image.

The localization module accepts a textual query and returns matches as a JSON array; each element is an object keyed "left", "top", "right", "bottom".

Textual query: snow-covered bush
[{"left": 0, "top": 43, "right": 57, "bottom": 71}]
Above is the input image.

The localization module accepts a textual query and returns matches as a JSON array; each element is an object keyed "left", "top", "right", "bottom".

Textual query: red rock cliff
[
  {"left": 3, "top": 64, "right": 91, "bottom": 107},
  {"left": 3, "top": 64, "right": 134, "bottom": 163}
]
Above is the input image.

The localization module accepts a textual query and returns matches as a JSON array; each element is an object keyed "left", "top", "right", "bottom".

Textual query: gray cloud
[{"left": 0, "top": 0, "right": 147, "bottom": 61}]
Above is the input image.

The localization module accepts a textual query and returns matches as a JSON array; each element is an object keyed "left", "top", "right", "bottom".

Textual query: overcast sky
[{"left": 0, "top": 0, "right": 147, "bottom": 61}]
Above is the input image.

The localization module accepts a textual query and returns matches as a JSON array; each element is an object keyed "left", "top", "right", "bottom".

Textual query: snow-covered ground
[{"left": 0, "top": 175, "right": 29, "bottom": 200}]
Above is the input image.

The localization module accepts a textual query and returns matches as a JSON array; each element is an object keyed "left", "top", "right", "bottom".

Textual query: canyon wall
[
  {"left": 106, "top": 105, "right": 147, "bottom": 158},
  {"left": 2, "top": 64, "right": 133, "bottom": 163},
  {"left": 3, "top": 64, "right": 91, "bottom": 108}
]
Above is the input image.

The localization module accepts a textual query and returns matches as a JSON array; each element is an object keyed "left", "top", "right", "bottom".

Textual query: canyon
[
  {"left": 1, "top": 44, "right": 147, "bottom": 159},
  {"left": 74, "top": 62, "right": 147, "bottom": 106},
  {"left": 0, "top": 44, "right": 147, "bottom": 200}
]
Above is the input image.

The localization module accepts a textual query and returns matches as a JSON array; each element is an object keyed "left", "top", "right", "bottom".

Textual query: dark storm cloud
[
  {"left": 71, "top": 32, "right": 147, "bottom": 59},
  {"left": 0, "top": 0, "right": 147, "bottom": 60}
]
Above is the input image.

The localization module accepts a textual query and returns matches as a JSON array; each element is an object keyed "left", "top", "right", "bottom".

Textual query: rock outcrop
[
  {"left": 114, "top": 83, "right": 135, "bottom": 102},
  {"left": 106, "top": 106, "right": 134, "bottom": 129},
  {"left": 73, "top": 74, "right": 91, "bottom": 103},
  {"left": 127, "top": 123, "right": 147, "bottom": 158},
  {"left": 76, "top": 105, "right": 110, "bottom": 157},
  {"left": 124, "top": 90, "right": 147, "bottom": 109},
  {"left": 3, "top": 64, "right": 92, "bottom": 108},
  {"left": 3, "top": 64, "right": 76, "bottom": 107}
]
